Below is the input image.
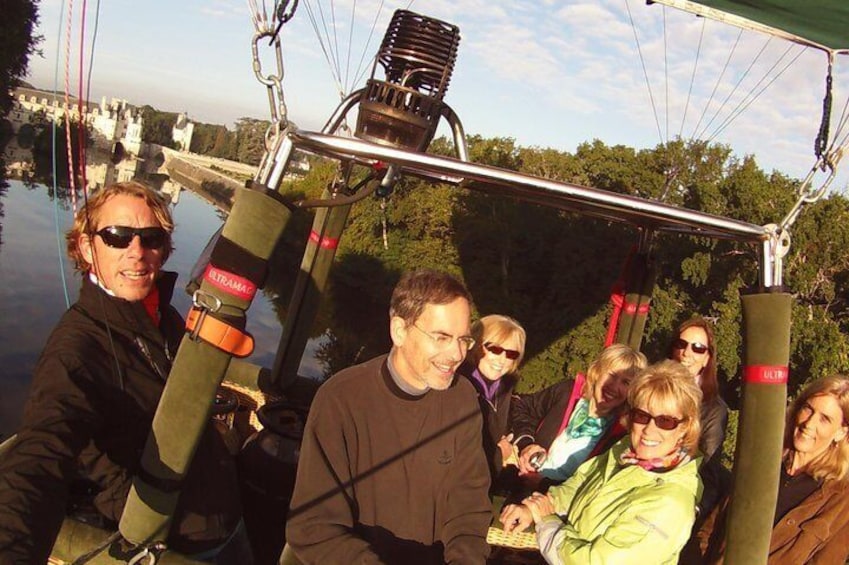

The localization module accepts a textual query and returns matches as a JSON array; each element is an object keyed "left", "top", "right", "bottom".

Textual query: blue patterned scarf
[{"left": 566, "top": 398, "right": 609, "bottom": 439}]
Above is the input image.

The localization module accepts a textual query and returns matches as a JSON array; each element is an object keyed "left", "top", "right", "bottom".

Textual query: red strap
[
  {"left": 605, "top": 284, "right": 626, "bottom": 347},
  {"left": 185, "top": 307, "right": 254, "bottom": 358},
  {"left": 554, "top": 373, "right": 587, "bottom": 437}
]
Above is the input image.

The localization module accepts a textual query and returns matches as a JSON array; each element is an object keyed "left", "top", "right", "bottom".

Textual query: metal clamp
[
  {"left": 127, "top": 542, "right": 167, "bottom": 565},
  {"left": 190, "top": 290, "right": 222, "bottom": 341},
  {"left": 192, "top": 289, "right": 222, "bottom": 312}
]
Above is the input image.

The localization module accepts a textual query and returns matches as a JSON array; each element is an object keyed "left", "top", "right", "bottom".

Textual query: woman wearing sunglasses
[
  {"left": 691, "top": 376, "right": 849, "bottom": 564},
  {"left": 500, "top": 360, "right": 703, "bottom": 564},
  {"left": 669, "top": 317, "right": 730, "bottom": 518},
  {"left": 459, "top": 314, "right": 527, "bottom": 487},
  {"left": 0, "top": 182, "right": 249, "bottom": 563},
  {"left": 668, "top": 317, "right": 728, "bottom": 467},
  {"left": 511, "top": 344, "right": 647, "bottom": 487}
]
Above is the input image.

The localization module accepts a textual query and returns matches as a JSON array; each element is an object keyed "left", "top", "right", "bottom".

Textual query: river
[{"left": 0, "top": 155, "right": 332, "bottom": 437}]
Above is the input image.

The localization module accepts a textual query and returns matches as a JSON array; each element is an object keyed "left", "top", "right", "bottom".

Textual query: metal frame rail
[{"left": 289, "top": 129, "right": 770, "bottom": 244}]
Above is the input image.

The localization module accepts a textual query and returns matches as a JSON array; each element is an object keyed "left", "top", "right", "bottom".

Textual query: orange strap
[{"left": 185, "top": 307, "right": 254, "bottom": 358}]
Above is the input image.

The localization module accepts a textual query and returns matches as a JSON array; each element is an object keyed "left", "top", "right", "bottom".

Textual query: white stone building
[
  {"left": 172, "top": 113, "right": 194, "bottom": 152},
  {"left": 8, "top": 87, "right": 143, "bottom": 155}
]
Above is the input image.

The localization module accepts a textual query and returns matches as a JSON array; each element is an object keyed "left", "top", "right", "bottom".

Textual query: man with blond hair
[{"left": 0, "top": 182, "right": 248, "bottom": 563}]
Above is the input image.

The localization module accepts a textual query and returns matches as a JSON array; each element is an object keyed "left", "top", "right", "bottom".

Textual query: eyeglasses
[
  {"left": 484, "top": 342, "right": 521, "bottom": 360},
  {"left": 95, "top": 226, "right": 169, "bottom": 250},
  {"left": 411, "top": 323, "right": 476, "bottom": 351},
  {"left": 630, "top": 407, "right": 686, "bottom": 431},
  {"left": 673, "top": 337, "right": 708, "bottom": 355}
]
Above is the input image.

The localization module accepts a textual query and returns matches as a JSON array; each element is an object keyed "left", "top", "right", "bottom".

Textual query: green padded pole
[
  {"left": 119, "top": 187, "right": 292, "bottom": 545},
  {"left": 614, "top": 253, "right": 655, "bottom": 351},
  {"left": 52, "top": 517, "right": 204, "bottom": 564},
  {"left": 272, "top": 197, "right": 351, "bottom": 389},
  {"left": 724, "top": 292, "right": 791, "bottom": 565}
]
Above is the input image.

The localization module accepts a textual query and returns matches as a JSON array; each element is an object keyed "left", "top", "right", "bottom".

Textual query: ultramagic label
[
  {"left": 743, "top": 365, "right": 789, "bottom": 384},
  {"left": 204, "top": 264, "right": 257, "bottom": 301}
]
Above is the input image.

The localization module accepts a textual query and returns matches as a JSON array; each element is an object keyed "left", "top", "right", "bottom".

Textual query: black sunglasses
[
  {"left": 95, "top": 226, "right": 169, "bottom": 250},
  {"left": 672, "top": 337, "right": 708, "bottom": 355},
  {"left": 630, "top": 407, "right": 686, "bottom": 431},
  {"left": 484, "top": 342, "right": 521, "bottom": 360}
]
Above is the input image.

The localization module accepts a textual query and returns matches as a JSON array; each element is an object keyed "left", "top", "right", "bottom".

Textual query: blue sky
[{"left": 27, "top": 0, "right": 849, "bottom": 194}]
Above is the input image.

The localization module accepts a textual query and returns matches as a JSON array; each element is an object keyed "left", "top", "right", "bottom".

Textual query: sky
[{"left": 26, "top": 0, "right": 849, "bottom": 198}]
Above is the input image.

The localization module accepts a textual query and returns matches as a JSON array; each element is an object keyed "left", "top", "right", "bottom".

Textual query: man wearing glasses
[
  {"left": 0, "top": 182, "right": 248, "bottom": 563},
  {"left": 286, "top": 269, "right": 492, "bottom": 564}
]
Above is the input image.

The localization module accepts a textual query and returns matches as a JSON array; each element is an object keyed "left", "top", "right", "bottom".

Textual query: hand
[
  {"left": 498, "top": 433, "right": 514, "bottom": 464},
  {"left": 522, "top": 491, "right": 555, "bottom": 523},
  {"left": 499, "top": 503, "right": 533, "bottom": 534},
  {"left": 518, "top": 444, "right": 547, "bottom": 475}
]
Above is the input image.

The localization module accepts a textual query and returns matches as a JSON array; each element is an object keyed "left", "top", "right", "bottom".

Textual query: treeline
[
  {"left": 140, "top": 106, "right": 269, "bottom": 166},
  {"left": 271, "top": 135, "right": 849, "bottom": 407}
]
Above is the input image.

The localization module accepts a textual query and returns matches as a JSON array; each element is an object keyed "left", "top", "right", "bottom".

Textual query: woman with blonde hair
[
  {"left": 693, "top": 375, "right": 849, "bottom": 564},
  {"left": 511, "top": 343, "right": 648, "bottom": 485},
  {"left": 501, "top": 360, "right": 703, "bottom": 564},
  {"left": 459, "top": 314, "right": 527, "bottom": 484}
]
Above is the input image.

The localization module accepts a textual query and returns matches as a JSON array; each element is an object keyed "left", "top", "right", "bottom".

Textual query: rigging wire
[
  {"left": 301, "top": 1, "right": 346, "bottom": 98},
  {"left": 52, "top": 0, "right": 71, "bottom": 309},
  {"left": 344, "top": 0, "right": 357, "bottom": 92},
  {"left": 689, "top": 28, "right": 742, "bottom": 142},
  {"left": 828, "top": 91, "right": 849, "bottom": 161},
  {"left": 330, "top": 1, "right": 342, "bottom": 92},
  {"left": 63, "top": 0, "right": 77, "bottom": 210},
  {"left": 348, "top": 0, "right": 388, "bottom": 95},
  {"left": 694, "top": 36, "right": 773, "bottom": 141},
  {"left": 76, "top": 0, "right": 88, "bottom": 192},
  {"left": 663, "top": 6, "right": 669, "bottom": 145},
  {"left": 83, "top": 0, "right": 103, "bottom": 148},
  {"left": 625, "top": 0, "right": 664, "bottom": 147},
  {"left": 679, "top": 17, "right": 706, "bottom": 140},
  {"left": 299, "top": 0, "right": 415, "bottom": 98},
  {"left": 706, "top": 45, "right": 803, "bottom": 144}
]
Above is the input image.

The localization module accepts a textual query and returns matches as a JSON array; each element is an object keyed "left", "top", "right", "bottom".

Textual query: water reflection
[{"left": 0, "top": 143, "right": 354, "bottom": 437}]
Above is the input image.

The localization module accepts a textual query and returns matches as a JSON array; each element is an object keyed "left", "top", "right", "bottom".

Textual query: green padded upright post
[
  {"left": 52, "top": 517, "right": 205, "bottom": 564},
  {"left": 724, "top": 291, "right": 791, "bottom": 565},
  {"left": 272, "top": 196, "right": 351, "bottom": 389},
  {"left": 119, "top": 187, "right": 292, "bottom": 545},
  {"left": 614, "top": 253, "right": 655, "bottom": 351}
]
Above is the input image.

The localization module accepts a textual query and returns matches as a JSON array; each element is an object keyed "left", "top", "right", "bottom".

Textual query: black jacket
[
  {"left": 511, "top": 379, "right": 579, "bottom": 454},
  {"left": 0, "top": 273, "right": 241, "bottom": 562},
  {"left": 458, "top": 363, "right": 517, "bottom": 481}
]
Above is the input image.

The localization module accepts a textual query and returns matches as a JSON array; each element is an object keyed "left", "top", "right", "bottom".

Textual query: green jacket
[{"left": 536, "top": 436, "right": 702, "bottom": 565}]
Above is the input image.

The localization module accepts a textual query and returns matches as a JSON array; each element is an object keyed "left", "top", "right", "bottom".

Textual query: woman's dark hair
[{"left": 667, "top": 316, "right": 718, "bottom": 403}]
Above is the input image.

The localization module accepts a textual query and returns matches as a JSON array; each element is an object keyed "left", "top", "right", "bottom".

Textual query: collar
[
  {"left": 385, "top": 349, "right": 429, "bottom": 397},
  {"left": 77, "top": 270, "right": 178, "bottom": 338},
  {"left": 88, "top": 271, "right": 115, "bottom": 296},
  {"left": 470, "top": 367, "right": 501, "bottom": 402}
]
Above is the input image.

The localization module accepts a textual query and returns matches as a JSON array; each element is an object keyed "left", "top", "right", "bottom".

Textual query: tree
[
  {"left": 28, "top": 110, "right": 90, "bottom": 193},
  {"left": 271, "top": 132, "right": 849, "bottom": 422},
  {"left": 0, "top": 0, "right": 40, "bottom": 117},
  {"left": 190, "top": 122, "right": 228, "bottom": 154},
  {"left": 139, "top": 105, "right": 177, "bottom": 148},
  {"left": 234, "top": 117, "right": 270, "bottom": 165}
]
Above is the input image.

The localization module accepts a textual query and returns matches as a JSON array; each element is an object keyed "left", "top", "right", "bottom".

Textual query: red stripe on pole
[
  {"left": 623, "top": 302, "right": 650, "bottom": 315},
  {"left": 309, "top": 230, "right": 339, "bottom": 250},
  {"left": 743, "top": 365, "right": 789, "bottom": 384}
]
